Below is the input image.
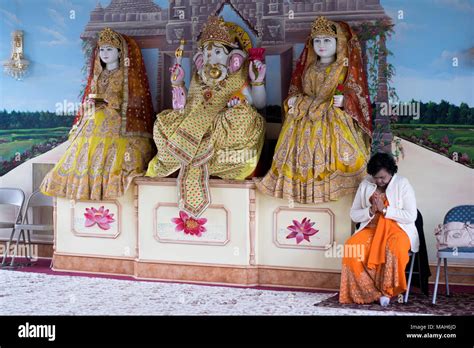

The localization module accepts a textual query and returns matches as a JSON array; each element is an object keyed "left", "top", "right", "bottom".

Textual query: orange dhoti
[{"left": 339, "top": 204, "right": 411, "bottom": 304}]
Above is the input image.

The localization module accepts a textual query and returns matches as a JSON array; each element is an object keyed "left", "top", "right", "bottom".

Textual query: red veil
[
  {"left": 287, "top": 20, "right": 373, "bottom": 138},
  {"left": 74, "top": 32, "right": 154, "bottom": 138}
]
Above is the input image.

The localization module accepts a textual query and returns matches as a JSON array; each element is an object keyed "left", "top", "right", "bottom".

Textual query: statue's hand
[
  {"left": 172, "top": 86, "right": 186, "bottom": 110},
  {"left": 227, "top": 92, "right": 247, "bottom": 108},
  {"left": 285, "top": 96, "right": 298, "bottom": 117},
  {"left": 227, "top": 96, "right": 242, "bottom": 108},
  {"left": 170, "top": 64, "right": 185, "bottom": 85},
  {"left": 333, "top": 95, "right": 344, "bottom": 108},
  {"left": 249, "top": 60, "right": 266, "bottom": 83},
  {"left": 287, "top": 96, "right": 297, "bottom": 108},
  {"left": 68, "top": 124, "right": 78, "bottom": 137}
]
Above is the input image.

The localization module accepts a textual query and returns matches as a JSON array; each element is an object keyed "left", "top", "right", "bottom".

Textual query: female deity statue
[
  {"left": 40, "top": 27, "right": 155, "bottom": 200},
  {"left": 256, "top": 16, "right": 373, "bottom": 203},
  {"left": 146, "top": 16, "right": 266, "bottom": 217}
]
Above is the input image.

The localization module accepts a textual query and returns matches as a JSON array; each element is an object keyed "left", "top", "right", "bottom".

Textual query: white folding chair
[
  {"left": 0, "top": 188, "right": 25, "bottom": 266},
  {"left": 10, "top": 190, "right": 54, "bottom": 267},
  {"left": 404, "top": 250, "right": 422, "bottom": 303},
  {"left": 432, "top": 205, "right": 474, "bottom": 305}
]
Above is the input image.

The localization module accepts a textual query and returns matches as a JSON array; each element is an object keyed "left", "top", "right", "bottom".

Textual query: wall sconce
[{"left": 3, "top": 30, "right": 30, "bottom": 80}]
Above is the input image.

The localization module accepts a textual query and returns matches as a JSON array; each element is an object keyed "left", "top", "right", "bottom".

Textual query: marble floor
[{"left": 0, "top": 270, "right": 422, "bottom": 316}]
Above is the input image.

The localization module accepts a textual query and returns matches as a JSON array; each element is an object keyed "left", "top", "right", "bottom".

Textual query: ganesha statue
[{"left": 146, "top": 16, "right": 266, "bottom": 217}]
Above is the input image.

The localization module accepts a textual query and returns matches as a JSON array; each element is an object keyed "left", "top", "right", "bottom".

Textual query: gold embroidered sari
[
  {"left": 40, "top": 31, "right": 154, "bottom": 200},
  {"left": 146, "top": 63, "right": 265, "bottom": 217},
  {"left": 256, "top": 21, "right": 372, "bottom": 203}
]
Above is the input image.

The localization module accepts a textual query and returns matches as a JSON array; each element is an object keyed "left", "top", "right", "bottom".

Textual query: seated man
[{"left": 146, "top": 16, "right": 266, "bottom": 217}]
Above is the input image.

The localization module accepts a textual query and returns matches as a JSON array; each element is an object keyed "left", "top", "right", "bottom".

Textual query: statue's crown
[
  {"left": 311, "top": 16, "right": 337, "bottom": 38},
  {"left": 98, "top": 27, "right": 122, "bottom": 48},
  {"left": 199, "top": 16, "right": 237, "bottom": 48}
]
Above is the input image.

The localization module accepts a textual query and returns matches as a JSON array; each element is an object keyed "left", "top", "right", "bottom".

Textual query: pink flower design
[
  {"left": 171, "top": 211, "right": 207, "bottom": 237},
  {"left": 286, "top": 218, "right": 319, "bottom": 244},
  {"left": 84, "top": 206, "right": 115, "bottom": 230}
]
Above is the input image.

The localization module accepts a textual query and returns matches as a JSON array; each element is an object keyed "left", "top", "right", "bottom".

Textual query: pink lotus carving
[
  {"left": 172, "top": 211, "right": 207, "bottom": 237},
  {"left": 84, "top": 206, "right": 115, "bottom": 230},
  {"left": 286, "top": 218, "right": 319, "bottom": 244}
]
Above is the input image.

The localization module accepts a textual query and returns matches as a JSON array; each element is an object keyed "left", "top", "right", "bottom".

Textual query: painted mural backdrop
[{"left": 1, "top": 0, "right": 473, "bottom": 176}]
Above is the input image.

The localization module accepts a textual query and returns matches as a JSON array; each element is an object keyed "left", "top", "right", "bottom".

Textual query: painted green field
[
  {"left": 392, "top": 124, "right": 474, "bottom": 166},
  {"left": 392, "top": 124, "right": 473, "bottom": 129},
  {"left": 450, "top": 145, "right": 474, "bottom": 162},
  {"left": 0, "top": 127, "right": 69, "bottom": 161}
]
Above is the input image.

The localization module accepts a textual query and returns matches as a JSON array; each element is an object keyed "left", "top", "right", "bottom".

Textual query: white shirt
[{"left": 350, "top": 173, "right": 420, "bottom": 252}]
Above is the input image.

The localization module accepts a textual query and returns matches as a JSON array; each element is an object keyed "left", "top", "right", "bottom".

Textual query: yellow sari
[
  {"left": 256, "top": 21, "right": 371, "bottom": 203},
  {"left": 40, "top": 69, "right": 153, "bottom": 200},
  {"left": 40, "top": 29, "right": 154, "bottom": 200}
]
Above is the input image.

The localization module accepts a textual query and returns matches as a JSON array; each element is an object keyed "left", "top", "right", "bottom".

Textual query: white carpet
[{"left": 0, "top": 270, "right": 423, "bottom": 316}]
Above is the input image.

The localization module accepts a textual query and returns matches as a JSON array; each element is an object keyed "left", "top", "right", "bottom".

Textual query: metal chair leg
[
  {"left": 1, "top": 228, "right": 16, "bottom": 266},
  {"left": 405, "top": 252, "right": 416, "bottom": 303},
  {"left": 10, "top": 229, "right": 25, "bottom": 267},
  {"left": 21, "top": 229, "right": 31, "bottom": 263},
  {"left": 432, "top": 257, "right": 442, "bottom": 305},
  {"left": 444, "top": 257, "right": 450, "bottom": 296},
  {"left": 9, "top": 231, "right": 19, "bottom": 267},
  {"left": 417, "top": 253, "right": 424, "bottom": 294},
  {"left": 26, "top": 229, "right": 32, "bottom": 261}
]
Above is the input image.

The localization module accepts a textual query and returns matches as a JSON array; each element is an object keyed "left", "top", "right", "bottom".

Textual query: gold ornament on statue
[
  {"left": 203, "top": 63, "right": 224, "bottom": 80},
  {"left": 175, "top": 39, "right": 185, "bottom": 61},
  {"left": 199, "top": 16, "right": 237, "bottom": 48},
  {"left": 172, "top": 39, "right": 185, "bottom": 82},
  {"left": 208, "top": 65, "right": 222, "bottom": 79},
  {"left": 98, "top": 27, "right": 122, "bottom": 48},
  {"left": 311, "top": 16, "right": 337, "bottom": 38}
]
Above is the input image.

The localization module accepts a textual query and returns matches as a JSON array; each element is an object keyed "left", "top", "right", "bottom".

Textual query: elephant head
[{"left": 193, "top": 42, "right": 247, "bottom": 86}]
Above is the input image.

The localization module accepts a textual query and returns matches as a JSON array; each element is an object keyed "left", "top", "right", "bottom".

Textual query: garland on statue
[
  {"left": 352, "top": 19, "right": 400, "bottom": 157},
  {"left": 352, "top": 18, "right": 398, "bottom": 103},
  {"left": 78, "top": 39, "right": 95, "bottom": 101}
]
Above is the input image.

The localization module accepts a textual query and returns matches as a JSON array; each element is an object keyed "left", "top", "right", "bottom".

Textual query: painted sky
[
  {"left": 0, "top": 0, "right": 472, "bottom": 113},
  {"left": 381, "top": 0, "right": 474, "bottom": 105}
]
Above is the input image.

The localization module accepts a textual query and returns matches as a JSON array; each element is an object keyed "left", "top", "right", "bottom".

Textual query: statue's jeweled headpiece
[
  {"left": 98, "top": 27, "right": 122, "bottom": 49},
  {"left": 199, "top": 16, "right": 238, "bottom": 48},
  {"left": 311, "top": 16, "right": 337, "bottom": 38}
]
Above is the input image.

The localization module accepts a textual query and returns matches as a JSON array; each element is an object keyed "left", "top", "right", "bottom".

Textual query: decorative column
[
  {"left": 359, "top": 38, "right": 368, "bottom": 74},
  {"left": 156, "top": 52, "right": 163, "bottom": 112},
  {"left": 375, "top": 32, "right": 392, "bottom": 152},
  {"left": 52, "top": 197, "right": 57, "bottom": 269},
  {"left": 255, "top": 0, "right": 264, "bottom": 46},
  {"left": 133, "top": 184, "right": 139, "bottom": 265},
  {"left": 248, "top": 188, "right": 256, "bottom": 266}
]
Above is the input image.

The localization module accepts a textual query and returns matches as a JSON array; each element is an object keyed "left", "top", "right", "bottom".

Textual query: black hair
[
  {"left": 202, "top": 42, "right": 236, "bottom": 55},
  {"left": 367, "top": 152, "right": 398, "bottom": 176}
]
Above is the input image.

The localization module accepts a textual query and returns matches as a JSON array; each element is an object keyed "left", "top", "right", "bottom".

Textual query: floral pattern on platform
[
  {"left": 84, "top": 206, "right": 115, "bottom": 230},
  {"left": 286, "top": 218, "right": 319, "bottom": 244},
  {"left": 172, "top": 211, "right": 207, "bottom": 237}
]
